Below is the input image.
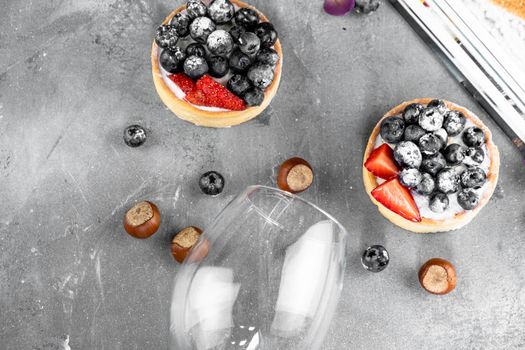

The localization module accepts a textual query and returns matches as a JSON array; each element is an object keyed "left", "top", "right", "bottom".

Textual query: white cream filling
[{"left": 373, "top": 118, "right": 491, "bottom": 221}]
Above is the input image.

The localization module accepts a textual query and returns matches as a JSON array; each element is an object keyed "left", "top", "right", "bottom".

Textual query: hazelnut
[
  {"left": 171, "top": 226, "right": 209, "bottom": 263},
  {"left": 277, "top": 157, "right": 314, "bottom": 194},
  {"left": 123, "top": 201, "right": 161, "bottom": 239},
  {"left": 418, "top": 258, "right": 457, "bottom": 295}
]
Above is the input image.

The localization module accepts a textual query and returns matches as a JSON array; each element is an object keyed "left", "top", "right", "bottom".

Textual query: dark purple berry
[
  {"left": 247, "top": 63, "right": 274, "bottom": 89},
  {"left": 208, "top": 0, "right": 235, "bottom": 24},
  {"left": 419, "top": 133, "right": 443, "bottom": 156},
  {"left": 361, "top": 245, "right": 389, "bottom": 272},
  {"left": 242, "top": 88, "right": 264, "bottom": 107},
  {"left": 235, "top": 8, "right": 260, "bottom": 30},
  {"left": 444, "top": 143, "right": 466, "bottom": 165},
  {"left": 404, "top": 124, "right": 426, "bottom": 143},
  {"left": 170, "top": 12, "right": 191, "bottom": 37},
  {"left": 403, "top": 103, "right": 424, "bottom": 124},
  {"left": 416, "top": 172, "right": 435, "bottom": 195},
  {"left": 257, "top": 48, "right": 279, "bottom": 66},
  {"left": 464, "top": 147, "right": 484, "bottom": 166},
  {"left": 207, "top": 29, "right": 234, "bottom": 57},
  {"left": 227, "top": 74, "right": 251, "bottom": 96},
  {"left": 229, "top": 49, "right": 252, "bottom": 73},
  {"left": 355, "top": 0, "right": 381, "bottom": 13},
  {"left": 199, "top": 171, "right": 225, "bottom": 196},
  {"left": 186, "top": 0, "right": 207, "bottom": 19},
  {"left": 461, "top": 167, "right": 486, "bottom": 189},
  {"left": 443, "top": 110, "right": 466, "bottom": 136},
  {"left": 419, "top": 107, "right": 444, "bottom": 131},
  {"left": 436, "top": 168, "right": 460, "bottom": 194},
  {"left": 427, "top": 99, "right": 448, "bottom": 115},
  {"left": 159, "top": 48, "right": 186, "bottom": 73},
  {"left": 183, "top": 55, "right": 208, "bottom": 79},
  {"left": 457, "top": 188, "right": 479, "bottom": 210},
  {"left": 429, "top": 192, "right": 449, "bottom": 213},
  {"left": 462, "top": 127, "right": 485, "bottom": 147},
  {"left": 185, "top": 43, "right": 206, "bottom": 58},
  {"left": 155, "top": 25, "right": 179, "bottom": 50},
  {"left": 190, "top": 17, "right": 216, "bottom": 44},
  {"left": 394, "top": 141, "right": 422, "bottom": 169},
  {"left": 124, "top": 125, "right": 147, "bottom": 147},
  {"left": 254, "top": 22, "right": 278, "bottom": 48},
  {"left": 399, "top": 168, "right": 422, "bottom": 188},
  {"left": 229, "top": 25, "right": 246, "bottom": 44},
  {"left": 238, "top": 32, "right": 261, "bottom": 56},
  {"left": 421, "top": 152, "right": 446, "bottom": 177},
  {"left": 380, "top": 115, "right": 405, "bottom": 144},
  {"left": 208, "top": 56, "right": 229, "bottom": 78}
]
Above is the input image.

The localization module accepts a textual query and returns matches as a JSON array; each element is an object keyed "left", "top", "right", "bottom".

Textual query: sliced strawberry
[
  {"left": 364, "top": 144, "right": 401, "bottom": 180},
  {"left": 371, "top": 178, "right": 421, "bottom": 222},
  {"left": 186, "top": 75, "right": 246, "bottom": 111},
  {"left": 169, "top": 73, "right": 195, "bottom": 95}
]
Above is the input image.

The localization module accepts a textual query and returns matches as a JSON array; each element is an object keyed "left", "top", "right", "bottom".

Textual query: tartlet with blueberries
[
  {"left": 363, "top": 98, "right": 500, "bottom": 233},
  {"left": 151, "top": 0, "right": 282, "bottom": 127}
]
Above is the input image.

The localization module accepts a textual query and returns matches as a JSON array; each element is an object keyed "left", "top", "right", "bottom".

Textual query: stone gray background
[{"left": 0, "top": 0, "right": 524, "bottom": 349}]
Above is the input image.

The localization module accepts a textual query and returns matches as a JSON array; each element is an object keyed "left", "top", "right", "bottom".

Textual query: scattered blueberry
[
  {"left": 361, "top": 245, "right": 389, "bottom": 272},
  {"left": 254, "top": 22, "right": 278, "bottom": 48},
  {"left": 429, "top": 192, "right": 449, "bottom": 213},
  {"left": 434, "top": 128, "right": 448, "bottom": 146},
  {"left": 199, "top": 171, "right": 225, "bottom": 196},
  {"left": 229, "top": 49, "right": 252, "bottom": 73},
  {"left": 207, "top": 29, "right": 234, "bottom": 56},
  {"left": 238, "top": 32, "right": 261, "bottom": 56},
  {"left": 443, "top": 110, "right": 466, "bottom": 136},
  {"left": 229, "top": 25, "right": 246, "bottom": 44},
  {"left": 457, "top": 188, "right": 480, "bottom": 210},
  {"left": 235, "top": 8, "right": 260, "bottom": 30},
  {"left": 462, "top": 126, "right": 485, "bottom": 147},
  {"left": 419, "top": 133, "right": 444, "bottom": 156},
  {"left": 394, "top": 141, "right": 422, "bottom": 169},
  {"left": 355, "top": 0, "right": 381, "bottom": 13},
  {"left": 404, "top": 124, "right": 426, "bottom": 143},
  {"left": 186, "top": 0, "right": 208, "bottom": 19},
  {"left": 257, "top": 47, "right": 279, "bottom": 66},
  {"left": 242, "top": 88, "right": 264, "bottom": 106},
  {"left": 427, "top": 99, "right": 448, "bottom": 115},
  {"left": 380, "top": 115, "right": 405, "bottom": 144},
  {"left": 421, "top": 152, "right": 446, "bottom": 177},
  {"left": 436, "top": 168, "right": 460, "bottom": 194},
  {"left": 170, "top": 12, "right": 191, "bottom": 37},
  {"left": 159, "top": 48, "right": 186, "bottom": 73},
  {"left": 444, "top": 143, "right": 466, "bottom": 165},
  {"left": 208, "top": 56, "right": 229, "bottom": 78},
  {"left": 185, "top": 43, "right": 206, "bottom": 58},
  {"left": 403, "top": 103, "right": 424, "bottom": 125},
  {"left": 464, "top": 147, "right": 484, "bottom": 166},
  {"left": 155, "top": 25, "right": 179, "bottom": 50},
  {"left": 124, "top": 125, "right": 147, "bottom": 147},
  {"left": 208, "top": 0, "right": 235, "bottom": 24},
  {"left": 247, "top": 63, "right": 274, "bottom": 89},
  {"left": 461, "top": 167, "right": 486, "bottom": 189},
  {"left": 183, "top": 55, "right": 209, "bottom": 79},
  {"left": 190, "top": 16, "right": 216, "bottom": 44},
  {"left": 416, "top": 172, "right": 436, "bottom": 195},
  {"left": 419, "top": 107, "right": 445, "bottom": 132},
  {"left": 227, "top": 74, "right": 251, "bottom": 96},
  {"left": 399, "top": 168, "right": 423, "bottom": 188}
]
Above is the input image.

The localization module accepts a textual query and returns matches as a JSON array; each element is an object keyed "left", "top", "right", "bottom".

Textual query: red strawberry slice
[
  {"left": 364, "top": 144, "right": 401, "bottom": 180},
  {"left": 169, "top": 73, "right": 195, "bottom": 95},
  {"left": 371, "top": 178, "right": 422, "bottom": 222},
  {"left": 186, "top": 75, "right": 246, "bottom": 111}
]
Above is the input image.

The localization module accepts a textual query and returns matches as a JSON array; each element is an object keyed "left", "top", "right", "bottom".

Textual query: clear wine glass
[{"left": 170, "top": 185, "right": 347, "bottom": 350}]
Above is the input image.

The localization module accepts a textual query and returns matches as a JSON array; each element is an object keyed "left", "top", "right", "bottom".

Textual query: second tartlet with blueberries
[{"left": 151, "top": 0, "right": 282, "bottom": 127}]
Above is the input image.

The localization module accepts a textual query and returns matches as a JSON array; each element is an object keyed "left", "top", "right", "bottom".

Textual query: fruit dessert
[
  {"left": 151, "top": 0, "right": 282, "bottom": 127},
  {"left": 363, "top": 98, "right": 500, "bottom": 233}
]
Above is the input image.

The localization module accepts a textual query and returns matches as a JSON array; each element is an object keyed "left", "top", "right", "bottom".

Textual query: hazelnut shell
[
  {"left": 123, "top": 201, "right": 161, "bottom": 239},
  {"left": 418, "top": 258, "right": 457, "bottom": 295},
  {"left": 171, "top": 226, "right": 209, "bottom": 263},
  {"left": 277, "top": 157, "right": 314, "bottom": 194}
]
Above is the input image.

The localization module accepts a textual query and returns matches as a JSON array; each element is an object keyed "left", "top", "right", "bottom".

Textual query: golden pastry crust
[
  {"left": 362, "top": 98, "right": 500, "bottom": 233},
  {"left": 151, "top": 0, "right": 282, "bottom": 128}
]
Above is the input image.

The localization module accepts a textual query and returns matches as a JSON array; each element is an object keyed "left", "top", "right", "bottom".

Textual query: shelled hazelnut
[
  {"left": 418, "top": 258, "right": 457, "bottom": 295},
  {"left": 277, "top": 157, "right": 314, "bottom": 194},
  {"left": 123, "top": 201, "right": 161, "bottom": 239},
  {"left": 171, "top": 226, "right": 209, "bottom": 263}
]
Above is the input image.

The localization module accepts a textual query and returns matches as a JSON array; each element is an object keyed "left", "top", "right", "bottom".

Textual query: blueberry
[
  {"left": 419, "top": 133, "right": 444, "bottom": 156},
  {"left": 208, "top": 56, "right": 229, "bottom": 78},
  {"left": 257, "top": 47, "right": 279, "bottom": 66},
  {"left": 183, "top": 55, "right": 209, "bottom": 79},
  {"left": 427, "top": 99, "right": 448, "bottom": 115},
  {"left": 254, "top": 22, "right": 278, "bottom": 48},
  {"left": 419, "top": 107, "right": 444, "bottom": 131},
  {"left": 355, "top": 0, "right": 381, "bottom": 13},
  {"left": 464, "top": 147, "right": 484, "bottom": 166},
  {"left": 361, "top": 245, "right": 389, "bottom": 272},
  {"left": 443, "top": 110, "right": 466, "bottom": 136},
  {"left": 229, "top": 25, "right": 246, "bottom": 44},
  {"left": 247, "top": 63, "right": 274, "bottom": 89},
  {"left": 421, "top": 152, "right": 446, "bottom": 176},
  {"left": 444, "top": 143, "right": 466, "bottom": 165},
  {"left": 394, "top": 141, "right": 422, "bottom": 169},
  {"left": 170, "top": 12, "right": 191, "bottom": 37},
  {"left": 416, "top": 172, "right": 435, "bottom": 195},
  {"left": 399, "top": 168, "right": 422, "bottom": 188},
  {"left": 429, "top": 192, "right": 449, "bottom": 213},
  {"left": 462, "top": 126, "right": 485, "bottom": 147},
  {"left": 227, "top": 74, "right": 251, "bottom": 96},
  {"left": 457, "top": 188, "right": 480, "bottom": 210},
  {"left": 190, "top": 17, "right": 216, "bottom": 44},
  {"left": 436, "top": 168, "right": 460, "bottom": 194},
  {"left": 186, "top": 0, "right": 207, "bottom": 19},
  {"left": 199, "top": 171, "right": 225, "bottom": 196},
  {"left": 159, "top": 48, "right": 186, "bottom": 73},
  {"left": 380, "top": 115, "right": 405, "bottom": 144},
  {"left": 229, "top": 49, "right": 252, "bottom": 73},
  {"left": 434, "top": 128, "right": 448, "bottom": 146},
  {"left": 155, "top": 25, "right": 179, "bottom": 50},
  {"left": 403, "top": 124, "right": 426, "bottom": 143},
  {"left": 208, "top": 0, "right": 235, "bottom": 24},
  {"left": 238, "top": 32, "right": 261, "bottom": 56},
  {"left": 403, "top": 103, "right": 424, "bottom": 124},
  {"left": 242, "top": 88, "right": 264, "bottom": 106},
  {"left": 206, "top": 29, "right": 234, "bottom": 56},
  {"left": 185, "top": 43, "right": 206, "bottom": 58},
  {"left": 235, "top": 8, "right": 260, "bottom": 30},
  {"left": 123, "top": 125, "right": 147, "bottom": 147},
  {"left": 461, "top": 167, "right": 486, "bottom": 189}
]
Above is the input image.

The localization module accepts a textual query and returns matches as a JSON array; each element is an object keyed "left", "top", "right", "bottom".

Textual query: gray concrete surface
[{"left": 0, "top": 0, "right": 524, "bottom": 349}]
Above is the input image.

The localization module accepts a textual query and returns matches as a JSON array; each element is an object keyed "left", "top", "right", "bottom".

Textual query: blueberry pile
[
  {"left": 155, "top": 0, "right": 280, "bottom": 107},
  {"left": 380, "top": 100, "right": 488, "bottom": 213}
]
